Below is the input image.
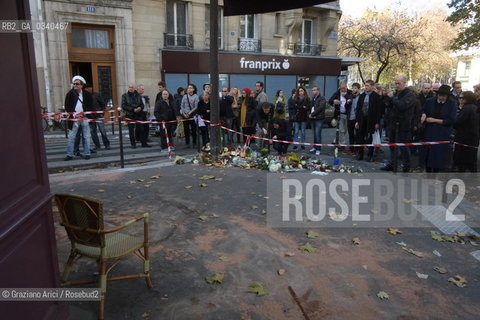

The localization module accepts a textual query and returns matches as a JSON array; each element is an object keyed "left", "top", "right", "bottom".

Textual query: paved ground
[{"left": 49, "top": 159, "right": 480, "bottom": 320}]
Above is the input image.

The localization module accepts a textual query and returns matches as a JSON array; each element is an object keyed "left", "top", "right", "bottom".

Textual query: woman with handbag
[{"left": 180, "top": 84, "right": 199, "bottom": 148}]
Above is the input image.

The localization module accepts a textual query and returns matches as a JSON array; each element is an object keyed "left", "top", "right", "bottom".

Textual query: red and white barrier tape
[
  {"left": 161, "top": 121, "right": 173, "bottom": 160},
  {"left": 41, "top": 112, "right": 478, "bottom": 149}
]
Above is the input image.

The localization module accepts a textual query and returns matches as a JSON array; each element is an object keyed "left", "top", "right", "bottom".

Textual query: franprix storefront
[{"left": 161, "top": 50, "right": 342, "bottom": 99}]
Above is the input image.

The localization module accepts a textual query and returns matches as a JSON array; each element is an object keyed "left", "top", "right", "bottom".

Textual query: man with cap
[
  {"left": 419, "top": 84, "right": 456, "bottom": 172},
  {"left": 64, "top": 75, "right": 94, "bottom": 160}
]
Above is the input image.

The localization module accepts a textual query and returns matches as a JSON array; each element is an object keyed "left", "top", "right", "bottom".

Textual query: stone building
[{"left": 31, "top": 0, "right": 343, "bottom": 112}]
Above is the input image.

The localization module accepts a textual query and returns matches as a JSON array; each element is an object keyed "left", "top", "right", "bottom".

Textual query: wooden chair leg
[
  {"left": 62, "top": 251, "right": 78, "bottom": 283},
  {"left": 98, "top": 260, "right": 107, "bottom": 320},
  {"left": 143, "top": 245, "right": 153, "bottom": 288}
]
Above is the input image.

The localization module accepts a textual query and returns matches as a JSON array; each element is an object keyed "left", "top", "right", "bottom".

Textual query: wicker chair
[{"left": 54, "top": 193, "right": 153, "bottom": 320}]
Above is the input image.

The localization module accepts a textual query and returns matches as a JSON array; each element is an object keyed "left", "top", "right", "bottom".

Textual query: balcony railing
[
  {"left": 238, "top": 38, "right": 262, "bottom": 52},
  {"left": 164, "top": 33, "right": 193, "bottom": 49},
  {"left": 287, "top": 43, "right": 325, "bottom": 56}
]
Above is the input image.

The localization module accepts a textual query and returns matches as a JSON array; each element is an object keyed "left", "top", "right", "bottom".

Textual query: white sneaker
[
  {"left": 315, "top": 150, "right": 320, "bottom": 156},
  {"left": 309, "top": 148, "right": 316, "bottom": 153}
]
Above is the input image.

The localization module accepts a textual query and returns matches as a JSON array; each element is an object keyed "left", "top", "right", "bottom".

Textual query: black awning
[{"left": 223, "top": 0, "right": 333, "bottom": 16}]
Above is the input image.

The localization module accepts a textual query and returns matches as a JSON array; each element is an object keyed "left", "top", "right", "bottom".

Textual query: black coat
[
  {"left": 453, "top": 103, "right": 480, "bottom": 168},
  {"left": 154, "top": 99, "right": 176, "bottom": 122},
  {"left": 329, "top": 89, "right": 353, "bottom": 118},
  {"left": 89, "top": 92, "right": 106, "bottom": 119},
  {"left": 121, "top": 91, "right": 144, "bottom": 119},
  {"left": 356, "top": 91, "right": 381, "bottom": 135},
  {"left": 310, "top": 94, "right": 327, "bottom": 120},
  {"left": 422, "top": 97, "right": 456, "bottom": 169},
  {"left": 384, "top": 87, "right": 416, "bottom": 132},
  {"left": 64, "top": 89, "right": 94, "bottom": 130},
  {"left": 256, "top": 106, "right": 274, "bottom": 130},
  {"left": 271, "top": 119, "right": 291, "bottom": 141},
  {"left": 219, "top": 95, "right": 234, "bottom": 119},
  {"left": 293, "top": 96, "right": 310, "bottom": 122},
  {"left": 198, "top": 100, "right": 211, "bottom": 121}
]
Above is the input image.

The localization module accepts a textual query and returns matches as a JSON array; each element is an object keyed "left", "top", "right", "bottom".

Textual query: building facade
[
  {"left": 450, "top": 48, "right": 480, "bottom": 91},
  {"left": 31, "top": 0, "right": 343, "bottom": 112}
]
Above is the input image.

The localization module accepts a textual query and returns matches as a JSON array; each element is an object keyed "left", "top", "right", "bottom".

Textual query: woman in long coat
[
  {"left": 420, "top": 85, "right": 457, "bottom": 172},
  {"left": 453, "top": 91, "right": 479, "bottom": 172}
]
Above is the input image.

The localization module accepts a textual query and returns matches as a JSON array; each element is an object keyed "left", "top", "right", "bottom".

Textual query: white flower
[
  {"left": 193, "top": 159, "right": 199, "bottom": 164},
  {"left": 301, "top": 160, "right": 306, "bottom": 166}
]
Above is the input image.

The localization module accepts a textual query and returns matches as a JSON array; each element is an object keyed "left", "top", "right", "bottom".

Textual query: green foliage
[{"left": 447, "top": 0, "right": 480, "bottom": 50}]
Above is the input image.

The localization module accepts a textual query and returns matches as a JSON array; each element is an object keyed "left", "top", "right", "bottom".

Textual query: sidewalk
[{"left": 49, "top": 162, "right": 480, "bottom": 320}]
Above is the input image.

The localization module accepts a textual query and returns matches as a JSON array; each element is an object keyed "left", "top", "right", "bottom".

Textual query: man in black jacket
[
  {"left": 355, "top": 80, "right": 381, "bottom": 161},
  {"left": 382, "top": 75, "right": 416, "bottom": 172},
  {"left": 121, "top": 83, "right": 151, "bottom": 148},
  {"left": 309, "top": 86, "right": 327, "bottom": 156},
  {"left": 270, "top": 118, "right": 291, "bottom": 155},
  {"left": 84, "top": 86, "right": 110, "bottom": 150},
  {"left": 64, "top": 75, "right": 94, "bottom": 161}
]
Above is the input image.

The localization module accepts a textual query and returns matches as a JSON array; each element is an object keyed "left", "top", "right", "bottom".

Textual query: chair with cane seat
[{"left": 54, "top": 193, "right": 153, "bottom": 320}]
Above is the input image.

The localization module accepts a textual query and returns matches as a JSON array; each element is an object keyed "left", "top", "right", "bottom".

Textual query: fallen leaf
[
  {"left": 448, "top": 275, "right": 467, "bottom": 287},
  {"left": 416, "top": 272, "right": 429, "bottom": 279},
  {"left": 251, "top": 205, "right": 259, "bottom": 209},
  {"left": 432, "top": 250, "right": 442, "bottom": 257},
  {"left": 199, "top": 175, "right": 215, "bottom": 180},
  {"left": 402, "top": 247, "right": 424, "bottom": 258},
  {"left": 263, "top": 196, "right": 269, "bottom": 199},
  {"left": 261, "top": 210, "right": 267, "bottom": 215},
  {"left": 396, "top": 241, "right": 407, "bottom": 247},
  {"left": 205, "top": 273, "right": 224, "bottom": 284},
  {"left": 352, "top": 238, "right": 361, "bottom": 245},
  {"left": 214, "top": 178, "right": 223, "bottom": 182},
  {"left": 277, "top": 269, "right": 286, "bottom": 276},
  {"left": 184, "top": 185, "right": 193, "bottom": 189},
  {"left": 127, "top": 194, "right": 134, "bottom": 199},
  {"left": 218, "top": 256, "right": 229, "bottom": 261},
  {"left": 377, "top": 291, "right": 389, "bottom": 300},
  {"left": 198, "top": 215, "right": 208, "bottom": 221},
  {"left": 97, "top": 189, "right": 105, "bottom": 193},
  {"left": 433, "top": 266, "right": 448, "bottom": 274},
  {"left": 306, "top": 230, "right": 320, "bottom": 239},
  {"left": 144, "top": 184, "right": 151, "bottom": 188},
  {"left": 247, "top": 282, "right": 268, "bottom": 296},
  {"left": 284, "top": 252, "right": 295, "bottom": 257},
  {"left": 199, "top": 183, "right": 208, "bottom": 187},
  {"left": 430, "top": 231, "right": 444, "bottom": 241},
  {"left": 129, "top": 180, "right": 137, "bottom": 184},
  {"left": 137, "top": 179, "right": 145, "bottom": 182},
  {"left": 150, "top": 175, "right": 161, "bottom": 179},
  {"left": 211, "top": 213, "right": 219, "bottom": 218},
  {"left": 299, "top": 243, "right": 317, "bottom": 253},
  {"left": 403, "top": 198, "right": 414, "bottom": 203},
  {"left": 387, "top": 228, "right": 402, "bottom": 235}
]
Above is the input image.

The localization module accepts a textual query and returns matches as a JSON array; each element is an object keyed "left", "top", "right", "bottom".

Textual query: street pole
[
  {"left": 209, "top": 0, "right": 220, "bottom": 157},
  {"left": 117, "top": 107, "right": 125, "bottom": 168}
]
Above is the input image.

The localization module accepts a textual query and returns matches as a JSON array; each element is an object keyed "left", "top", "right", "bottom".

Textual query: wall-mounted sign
[
  {"left": 161, "top": 51, "right": 341, "bottom": 76},
  {"left": 86, "top": 6, "right": 95, "bottom": 13},
  {"left": 240, "top": 57, "right": 290, "bottom": 71}
]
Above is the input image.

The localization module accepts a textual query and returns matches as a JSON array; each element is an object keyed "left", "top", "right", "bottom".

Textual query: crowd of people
[{"left": 62, "top": 74, "right": 480, "bottom": 173}]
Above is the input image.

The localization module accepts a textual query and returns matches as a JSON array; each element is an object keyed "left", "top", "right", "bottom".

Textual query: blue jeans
[
  {"left": 90, "top": 121, "right": 110, "bottom": 148},
  {"left": 293, "top": 121, "right": 307, "bottom": 143},
  {"left": 311, "top": 119, "right": 324, "bottom": 151},
  {"left": 67, "top": 121, "right": 91, "bottom": 157}
]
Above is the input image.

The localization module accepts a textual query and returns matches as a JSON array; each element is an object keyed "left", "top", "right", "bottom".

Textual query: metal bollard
[
  {"left": 392, "top": 122, "right": 399, "bottom": 173},
  {"left": 117, "top": 108, "right": 125, "bottom": 168}
]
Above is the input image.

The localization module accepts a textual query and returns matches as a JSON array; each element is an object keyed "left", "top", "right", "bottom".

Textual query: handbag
[{"left": 372, "top": 130, "right": 381, "bottom": 145}]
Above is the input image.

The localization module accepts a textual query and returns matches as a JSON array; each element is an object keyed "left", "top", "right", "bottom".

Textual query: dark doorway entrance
[{"left": 70, "top": 62, "right": 93, "bottom": 86}]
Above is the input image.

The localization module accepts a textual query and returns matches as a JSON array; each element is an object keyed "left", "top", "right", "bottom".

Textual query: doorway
[{"left": 67, "top": 23, "right": 117, "bottom": 105}]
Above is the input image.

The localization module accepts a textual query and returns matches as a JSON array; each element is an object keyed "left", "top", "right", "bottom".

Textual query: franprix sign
[
  {"left": 239, "top": 57, "right": 290, "bottom": 71},
  {"left": 161, "top": 51, "right": 341, "bottom": 76}
]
